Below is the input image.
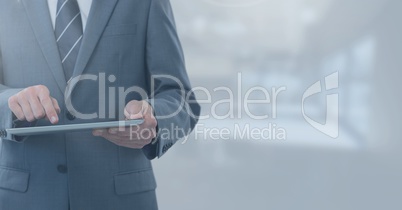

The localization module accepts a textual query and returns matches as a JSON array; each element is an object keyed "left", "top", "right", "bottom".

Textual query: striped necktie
[{"left": 55, "top": 0, "right": 83, "bottom": 80}]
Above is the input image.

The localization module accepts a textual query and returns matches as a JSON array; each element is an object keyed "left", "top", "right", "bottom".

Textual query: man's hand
[
  {"left": 92, "top": 100, "right": 158, "bottom": 149},
  {"left": 8, "top": 85, "right": 60, "bottom": 124}
]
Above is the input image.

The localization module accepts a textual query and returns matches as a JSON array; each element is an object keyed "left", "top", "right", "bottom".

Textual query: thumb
[
  {"left": 127, "top": 112, "right": 143, "bottom": 120},
  {"left": 124, "top": 103, "right": 144, "bottom": 119}
]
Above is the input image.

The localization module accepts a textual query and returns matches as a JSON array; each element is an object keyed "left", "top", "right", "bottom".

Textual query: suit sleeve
[
  {"left": 141, "top": 0, "right": 200, "bottom": 159},
  {"left": 0, "top": 42, "right": 26, "bottom": 142}
]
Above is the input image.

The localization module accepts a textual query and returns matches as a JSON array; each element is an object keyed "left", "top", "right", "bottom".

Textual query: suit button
[
  {"left": 57, "top": 165, "right": 68, "bottom": 174},
  {"left": 66, "top": 111, "right": 76, "bottom": 120}
]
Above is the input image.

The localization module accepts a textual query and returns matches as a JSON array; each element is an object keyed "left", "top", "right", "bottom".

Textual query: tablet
[{"left": 3, "top": 119, "right": 144, "bottom": 137}]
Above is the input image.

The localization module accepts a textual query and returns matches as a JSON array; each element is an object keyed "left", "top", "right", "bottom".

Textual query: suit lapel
[
  {"left": 21, "top": 0, "right": 67, "bottom": 94},
  {"left": 65, "top": 0, "right": 119, "bottom": 99},
  {"left": 73, "top": 0, "right": 119, "bottom": 78}
]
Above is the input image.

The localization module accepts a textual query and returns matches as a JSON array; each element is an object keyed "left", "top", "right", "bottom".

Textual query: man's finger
[
  {"left": 39, "top": 96, "right": 59, "bottom": 124},
  {"left": 108, "top": 127, "right": 136, "bottom": 137},
  {"left": 27, "top": 94, "right": 46, "bottom": 120},
  {"left": 18, "top": 95, "right": 35, "bottom": 122},
  {"left": 8, "top": 96, "right": 26, "bottom": 121},
  {"left": 124, "top": 101, "right": 146, "bottom": 118},
  {"left": 52, "top": 98, "right": 61, "bottom": 114},
  {"left": 93, "top": 129, "right": 107, "bottom": 136},
  {"left": 124, "top": 107, "right": 143, "bottom": 119}
]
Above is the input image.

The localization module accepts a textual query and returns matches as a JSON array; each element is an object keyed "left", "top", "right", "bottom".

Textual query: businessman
[{"left": 0, "top": 0, "right": 200, "bottom": 209}]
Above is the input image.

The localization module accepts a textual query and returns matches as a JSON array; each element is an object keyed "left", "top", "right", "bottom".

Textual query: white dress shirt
[{"left": 47, "top": 0, "right": 93, "bottom": 31}]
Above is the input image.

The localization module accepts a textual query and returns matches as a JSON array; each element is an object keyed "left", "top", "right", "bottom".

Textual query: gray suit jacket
[{"left": 0, "top": 0, "right": 200, "bottom": 209}]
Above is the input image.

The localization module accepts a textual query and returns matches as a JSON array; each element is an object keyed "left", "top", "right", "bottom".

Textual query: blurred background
[{"left": 153, "top": 0, "right": 402, "bottom": 209}]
